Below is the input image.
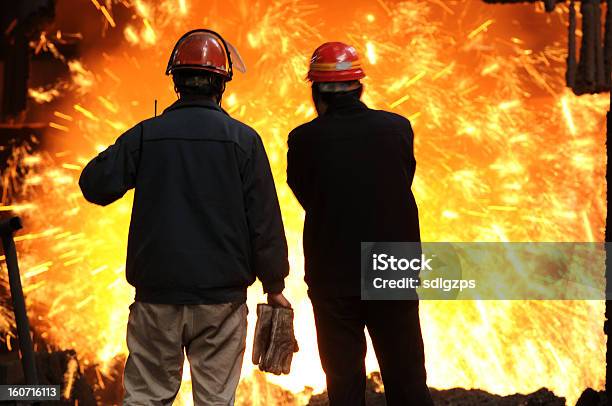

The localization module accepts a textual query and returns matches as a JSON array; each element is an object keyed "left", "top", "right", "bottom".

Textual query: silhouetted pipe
[
  {"left": 605, "top": 0, "right": 612, "bottom": 87},
  {"left": 568, "top": 0, "right": 577, "bottom": 88},
  {"left": 0, "top": 216, "right": 38, "bottom": 385},
  {"left": 594, "top": 1, "right": 606, "bottom": 87},
  {"left": 606, "top": 81, "right": 611, "bottom": 397}
]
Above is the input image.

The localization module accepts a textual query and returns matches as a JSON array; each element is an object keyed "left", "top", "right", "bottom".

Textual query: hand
[{"left": 267, "top": 292, "right": 291, "bottom": 308}]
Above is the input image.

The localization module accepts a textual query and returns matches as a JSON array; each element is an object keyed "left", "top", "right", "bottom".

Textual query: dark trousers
[{"left": 311, "top": 297, "right": 433, "bottom": 406}]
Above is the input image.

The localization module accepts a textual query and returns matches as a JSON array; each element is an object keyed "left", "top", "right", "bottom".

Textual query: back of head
[
  {"left": 166, "top": 29, "right": 247, "bottom": 103},
  {"left": 307, "top": 42, "right": 366, "bottom": 114},
  {"left": 172, "top": 70, "right": 226, "bottom": 101},
  {"left": 312, "top": 80, "right": 363, "bottom": 106}
]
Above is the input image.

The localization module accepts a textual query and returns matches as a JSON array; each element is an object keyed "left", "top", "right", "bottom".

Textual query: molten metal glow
[{"left": 0, "top": 0, "right": 607, "bottom": 405}]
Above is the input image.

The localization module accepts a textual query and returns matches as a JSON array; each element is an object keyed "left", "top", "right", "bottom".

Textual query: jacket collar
[
  {"left": 163, "top": 97, "right": 228, "bottom": 115},
  {"left": 324, "top": 94, "right": 368, "bottom": 116}
]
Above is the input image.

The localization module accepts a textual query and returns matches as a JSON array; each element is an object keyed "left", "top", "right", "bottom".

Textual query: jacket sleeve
[
  {"left": 79, "top": 124, "right": 142, "bottom": 206},
  {"left": 286, "top": 130, "right": 310, "bottom": 209},
  {"left": 243, "top": 132, "right": 289, "bottom": 294}
]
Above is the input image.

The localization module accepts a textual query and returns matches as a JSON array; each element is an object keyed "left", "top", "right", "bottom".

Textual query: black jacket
[
  {"left": 79, "top": 98, "right": 289, "bottom": 304},
  {"left": 287, "top": 95, "right": 420, "bottom": 297}
]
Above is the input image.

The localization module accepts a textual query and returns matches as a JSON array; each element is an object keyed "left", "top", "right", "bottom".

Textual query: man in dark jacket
[
  {"left": 79, "top": 30, "right": 290, "bottom": 405},
  {"left": 287, "top": 42, "right": 433, "bottom": 406}
]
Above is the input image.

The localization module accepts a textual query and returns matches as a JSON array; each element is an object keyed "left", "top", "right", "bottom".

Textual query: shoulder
[
  {"left": 119, "top": 121, "right": 144, "bottom": 138},
  {"left": 114, "top": 122, "right": 144, "bottom": 152},
  {"left": 288, "top": 118, "right": 319, "bottom": 145},
  {"left": 227, "top": 116, "right": 260, "bottom": 149},
  {"left": 222, "top": 116, "right": 265, "bottom": 156},
  {"left": 371, "top": 109, "right": 413, "bottom": 131},
  {"left": 227, "top": 115, "right": 259, "bottom": 138}
]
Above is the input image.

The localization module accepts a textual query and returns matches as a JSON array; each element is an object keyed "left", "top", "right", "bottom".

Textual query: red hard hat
[
  {"left": 166, "top": 29, "right": 233, "bottom": 80},
  {"left": 307, "top": 42, "right": 366, "bottom": 82}
]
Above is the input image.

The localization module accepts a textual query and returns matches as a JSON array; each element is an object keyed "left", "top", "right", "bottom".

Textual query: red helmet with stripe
[
  {"left": 307, "top": 42, "right": 366, "bottom": 82},
  {"left": 166, "top": 29, "right": 247, "bottom": 81}
]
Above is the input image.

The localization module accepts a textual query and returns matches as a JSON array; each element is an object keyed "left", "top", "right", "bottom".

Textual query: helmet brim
[
  {"left": 307, "top": 68, "right": 365, "bottom": 82},
  {"left": 168, "top": 65, "right": 232, "bottom": 80}
]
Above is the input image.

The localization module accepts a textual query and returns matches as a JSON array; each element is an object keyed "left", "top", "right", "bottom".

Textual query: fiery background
[{"left": 0, "top": 0, "right": 607, "bottom": 405}]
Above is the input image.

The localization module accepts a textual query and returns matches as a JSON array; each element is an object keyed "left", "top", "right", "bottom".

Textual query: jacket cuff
[{"left": 263, "top": 279, "right": 285, "bottom": 294}]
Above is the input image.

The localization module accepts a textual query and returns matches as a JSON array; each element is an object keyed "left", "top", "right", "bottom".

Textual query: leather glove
[
  {"left": 252, "top": 303, "right": 274, "bottom": 366},
  {"left": 260, "top": 306, "right": 299, "bottom": 375}
]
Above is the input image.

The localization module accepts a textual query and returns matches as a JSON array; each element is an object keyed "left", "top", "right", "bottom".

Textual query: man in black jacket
[
  {"left": 79, "top": 30, "right": 290, "bottom": 405},
  {"left": 287, "top": 42, "right": 433, "bottom": 406}
]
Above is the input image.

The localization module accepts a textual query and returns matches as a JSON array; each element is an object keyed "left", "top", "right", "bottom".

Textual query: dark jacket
[
  {"left": 287, "top": 95, "right": 420, "bottom": 297},
  {"left": 79, "top": 98, "right": 289, "bottom": 304}
]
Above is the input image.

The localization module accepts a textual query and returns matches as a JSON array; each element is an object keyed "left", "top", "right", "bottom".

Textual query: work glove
[
  {"left": 252, "top": 303, "right": 274, "bottom": 366},
  {"left": 260, "top": 306, "right": 299, "bottom": 375}
]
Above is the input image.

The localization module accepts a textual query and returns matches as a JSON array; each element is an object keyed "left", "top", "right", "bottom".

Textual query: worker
[
  {"left": 287, "top": 41, "right": 433, "bottom": 406},
  {"left": 79, "top": 29, "right": 291, "bottom": 406}
]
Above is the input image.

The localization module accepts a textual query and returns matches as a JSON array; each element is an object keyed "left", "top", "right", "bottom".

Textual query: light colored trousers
[{"left": 122, "top": 301, "right": 248, "bottom": 406}]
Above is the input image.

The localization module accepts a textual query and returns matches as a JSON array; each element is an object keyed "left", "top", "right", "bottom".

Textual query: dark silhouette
[
  {"left": 287, "top": 42, "right": 432, "bottom": 406},
  {"left": 79, "top": 29, "right": 290, "bottom": 405}
]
